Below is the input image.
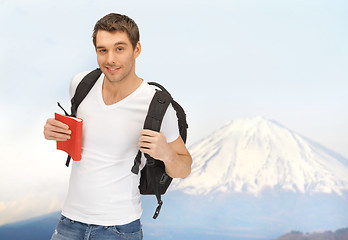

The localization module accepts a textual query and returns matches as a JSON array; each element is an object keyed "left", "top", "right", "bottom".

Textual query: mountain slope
[
  {"left": 275, "top": 228, "right": 348, "bottom": 240},
  {"left": 171, "top": 116, "right": 348, "bottom": 195}
]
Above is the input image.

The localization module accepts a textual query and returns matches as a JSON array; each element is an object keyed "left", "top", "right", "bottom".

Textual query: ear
[{"left": 134, "top": 41, "right": 141, "bottom": 58}]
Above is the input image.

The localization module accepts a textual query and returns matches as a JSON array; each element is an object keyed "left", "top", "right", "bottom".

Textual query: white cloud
[{"left": 0, "top": 190, "right": 66, "bottom": 225}]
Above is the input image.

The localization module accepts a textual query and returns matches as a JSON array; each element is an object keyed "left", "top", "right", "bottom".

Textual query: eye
[
  {"left": 97, "top": 49, "right": 107, "bottom": 53},
  {"left": 116, "top": 47, "right": 124, "bottom": 52}
]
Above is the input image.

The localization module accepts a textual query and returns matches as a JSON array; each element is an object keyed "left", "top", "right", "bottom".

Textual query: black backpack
[{"left": 58, "top": 68, "right": 188, "bottom": 219}]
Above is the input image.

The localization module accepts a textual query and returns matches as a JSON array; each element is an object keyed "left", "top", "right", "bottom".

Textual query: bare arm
[{"left": 138, "top": 129, "right": 192, "bottom": 179}]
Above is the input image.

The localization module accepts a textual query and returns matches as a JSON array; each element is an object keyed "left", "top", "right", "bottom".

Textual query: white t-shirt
[{"left": 61, "top": 71, "right": 179, "bottom": 226}]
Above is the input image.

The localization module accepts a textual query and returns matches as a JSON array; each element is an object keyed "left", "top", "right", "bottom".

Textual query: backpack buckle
[
  {"left": 160, "top": 173, "right": 169, "bottom": 184},
  {"left": 157, "top": 97, "right": 166, "bottom": 104},
  {"left": 153, "top": 200, "right": 163, "bottom": 219}
]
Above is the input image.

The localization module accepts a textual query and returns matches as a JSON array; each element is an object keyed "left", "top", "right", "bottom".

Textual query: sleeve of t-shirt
[
  {"left": 69, "top": 71, "right": 91, "bottom": 99},
  {"left": 161, "top": 103, "right": 180, "bottom": 143}
]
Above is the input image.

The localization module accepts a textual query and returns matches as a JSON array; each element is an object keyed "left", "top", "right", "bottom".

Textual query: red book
[{"left": 55, "top": 113, "right": 83, "bottom": 161}]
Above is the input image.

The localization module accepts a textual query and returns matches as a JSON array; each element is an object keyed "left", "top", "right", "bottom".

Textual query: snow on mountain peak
[{"left": 171, "top": 116, "right": 348, "bottom": 196}]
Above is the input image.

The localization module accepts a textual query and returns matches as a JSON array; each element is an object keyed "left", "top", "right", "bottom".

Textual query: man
[{"left": 44, "top": 13, "right": 192, "bottom": 240}]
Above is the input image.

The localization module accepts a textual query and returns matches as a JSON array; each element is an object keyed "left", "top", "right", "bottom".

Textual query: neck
[{"left": 102, "top": 73, "right": 143, "bottom": 105}]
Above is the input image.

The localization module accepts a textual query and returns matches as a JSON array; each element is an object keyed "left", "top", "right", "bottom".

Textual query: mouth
[{"left": 105, "top": 66, "right": 120, "bottom": 73}]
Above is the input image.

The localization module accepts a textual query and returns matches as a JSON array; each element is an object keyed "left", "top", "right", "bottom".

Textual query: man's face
[{"left": 95, "top": 30, "right": 140, "bottom": 83}]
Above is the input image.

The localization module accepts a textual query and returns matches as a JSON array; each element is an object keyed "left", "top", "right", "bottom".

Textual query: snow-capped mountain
[{"left": 171, "top": 116, "right": 348, "bottom": 195}]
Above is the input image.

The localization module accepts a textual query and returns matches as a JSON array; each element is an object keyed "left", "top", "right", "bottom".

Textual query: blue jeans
[{"left": 51, "top": 215, "right": 143, "bottom": 240}]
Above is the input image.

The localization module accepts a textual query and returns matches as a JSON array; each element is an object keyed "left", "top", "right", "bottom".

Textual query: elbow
[
  {"left": 180, "top": 155, "right": 192, "bottom": 179},
  {"left": 181, "top": 166, "right": 191, "bottom": 179},
  {"left": 167, "top": 165, "right": 191, "bottom": 179},
  {"left": 166, "top": 154, "right": 192, "bottom": 179}
]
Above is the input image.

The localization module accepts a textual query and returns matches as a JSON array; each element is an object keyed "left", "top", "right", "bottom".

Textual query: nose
[{"left": 106, "top": 51, "right": 116, "bottom": 65}]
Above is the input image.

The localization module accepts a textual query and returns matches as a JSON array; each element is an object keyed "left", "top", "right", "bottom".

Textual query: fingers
[
  {"left": 139, "top": 131, "right": 154, "bottom": 152},
  {"left": 46, "top": 131, "right": 71, "bottom": 141},
  {"left": 139, "top": 130, "right": 158, "bottom": 144},
  {"left": 139, "top": 141, "right": 152, "bottom": 149},
  {"left": 138, "top": 130, "right": 171, "bottom": 162},
  {"left": 48, "top": 118, "right": 69, "bottom": 130},
  {"left": 138, "top": 130, "right": 167, "bottom": 157},
  {"left": 139, "top": 135, "right": 153, "bottom": 143},
  {"left": 138, "top": 134, "right": 152, "bottom": 149},
  {"left": 44, "top": 118, "right": 71, "bottom": 141},
  {"left": 140, "top": 129, "right": 158, "bottom": 137}
]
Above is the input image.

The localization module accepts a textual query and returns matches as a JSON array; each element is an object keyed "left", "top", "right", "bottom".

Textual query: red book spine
[{"left": 55, "top": 113, "right": 83, "bottom": 161}]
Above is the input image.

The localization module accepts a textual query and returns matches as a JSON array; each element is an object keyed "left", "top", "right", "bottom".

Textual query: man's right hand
[{"left": 44, "top": 118, "right": 71, "bottom": 141}]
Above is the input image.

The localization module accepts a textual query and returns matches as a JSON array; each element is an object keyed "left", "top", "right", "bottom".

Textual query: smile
[{"left": 106, "top": 67, "right": 120, "bottom": 73}]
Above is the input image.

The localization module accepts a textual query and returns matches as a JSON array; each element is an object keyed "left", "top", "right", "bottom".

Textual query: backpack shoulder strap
[
  {"left": 171, "top": 99, "right": 188, "bottom": 143},
  {"left": 148, "top": 82, "right": 188, "bottom": 143},
  {"left": 131, "top": 89, "right": 173, "bottom": 174},
  {"left": 144, "top": 89, "right": 173, "bottom": 132},
  {"left": 148, "top": 82, "right": 171, "bottom": 96},
  {"left": 132, "top": 88, "right": 173, "bottom": 219},
  {"left": 70, "top": 68, "right": 102, "bottom": 117},
  {"left": 65, "top": 68, "right": 102, "bottom": 167}
]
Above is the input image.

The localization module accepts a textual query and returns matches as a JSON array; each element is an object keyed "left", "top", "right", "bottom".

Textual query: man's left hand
[{"left": 138, "top": 129, "right": 174, "bottom": 163}]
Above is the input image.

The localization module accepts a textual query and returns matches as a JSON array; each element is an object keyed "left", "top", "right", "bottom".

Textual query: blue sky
[{"left": 0, "top": 0, "right": 347, "bottom": 225}]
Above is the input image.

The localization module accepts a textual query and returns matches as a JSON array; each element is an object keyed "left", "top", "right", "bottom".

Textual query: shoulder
[
  {"left": 70, "top": 70, "right": 92, "bottom": 88},
  {"left": 73, "top": 70, "right": 92, "bottom": 80},
  {"left": 69, "top": 70, "right": 97, "bottom": 98},
  {"left": 145, "top": 82, "right": 180, "bottom": 143},
  {"left": 134, "top": 81, "right": 157, "bottom": 103},
  {"left": 141, "top": 81, "right": 156, "bottom": 95}
]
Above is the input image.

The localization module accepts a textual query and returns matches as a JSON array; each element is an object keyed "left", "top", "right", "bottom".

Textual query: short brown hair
[{"left": 92, "top": 13, "right": 140, "bottom": 49}]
